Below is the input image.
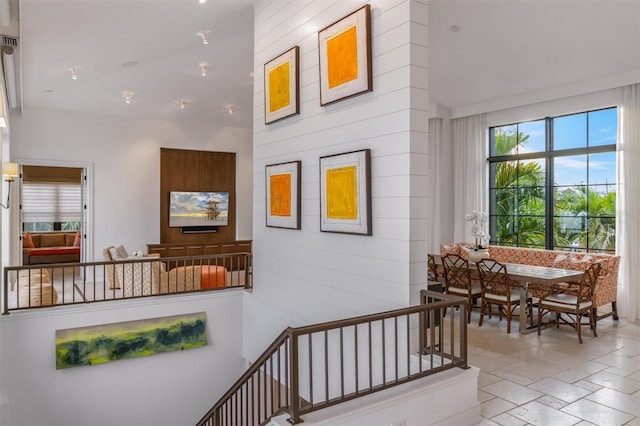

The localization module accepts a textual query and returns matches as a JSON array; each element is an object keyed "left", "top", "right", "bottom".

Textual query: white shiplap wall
[{"left": 245, "top": 0, "right": 428, "bottom": 360}]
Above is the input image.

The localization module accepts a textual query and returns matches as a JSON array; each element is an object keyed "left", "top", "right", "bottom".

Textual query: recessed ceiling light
[
  {"left": 199, "top": 0, "right": 206, "bottom": 3},
  {"left": 123, "top": 91, "right": 134, "bottom": 104},
  {"left": 450, "top": 24, "right": 461, "bottom": 32},
  {"left": 122, "top": 61, "right": 139, "bottom": 68},
  {"left": 198, "top": 31, "right": 209, "bottom": 45}
]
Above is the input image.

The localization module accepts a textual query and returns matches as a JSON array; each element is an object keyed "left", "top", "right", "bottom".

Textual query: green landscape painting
[{"left": 55, "top": 312, "right": 207, "bottom": 369}]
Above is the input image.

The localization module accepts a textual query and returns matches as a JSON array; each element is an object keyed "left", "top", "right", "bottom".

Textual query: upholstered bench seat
[
  {"left": 200, "top": 265, "right": 227, "bottom": 289},
  {"left": 28, "top": 246, "right": 80, "bottom": 258},
  {"left": 156, "top": 264, "right": 228, "bottom": 293},
  {"left": 23, "top": 231, "right": 81, "bottom": 265}
]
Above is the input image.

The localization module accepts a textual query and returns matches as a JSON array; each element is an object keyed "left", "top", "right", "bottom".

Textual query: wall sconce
[{"left": 1, "top": 162, "right": 17, "bottom": 209}]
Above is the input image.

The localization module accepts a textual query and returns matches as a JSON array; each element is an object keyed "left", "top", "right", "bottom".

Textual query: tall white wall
[
  {"left": 8, "top": 106, "right": 254, "bottom": 259},
  {"left": 0, "top": 292, "right": 246, "bottom": 426},
  {"left": 245, "top": 0, "right": 428, "bottom": 360},
  {"left": 1, "top": 106, "right": 254, "bottom": 425}
]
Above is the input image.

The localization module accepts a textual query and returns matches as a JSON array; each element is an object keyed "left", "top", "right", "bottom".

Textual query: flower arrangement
[{"left": 465, "top": 210, "right": 490, "bottom": 250}]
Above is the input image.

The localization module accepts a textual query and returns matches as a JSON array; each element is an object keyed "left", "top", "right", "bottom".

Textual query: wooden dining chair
[
  {"left": 537, "top": 261, "right": 602, "bottom": 343},
  {"left": 428, "top": 254, "right": 439, "bottom": 282},
  {"left": 476, "top": 258, "right": 522, "bottom": 334},
  {"left": 441, "top": 253, "right": 481, "bottom": 323}
]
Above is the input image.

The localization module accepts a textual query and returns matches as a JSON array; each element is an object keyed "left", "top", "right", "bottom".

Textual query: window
[
  {"left": 488, "top": 107, "right": 617, "bottom": 253},
  {"left": 22, "top": 182, "right": 82, "bottom": 232}
]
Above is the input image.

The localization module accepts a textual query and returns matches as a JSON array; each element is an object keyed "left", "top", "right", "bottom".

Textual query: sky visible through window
[
  {"left": 515, "top": 108, "right": 617, "bottom": 190},
  {"left": 556, "top": 108, "right": 617, "bottom": 189}
]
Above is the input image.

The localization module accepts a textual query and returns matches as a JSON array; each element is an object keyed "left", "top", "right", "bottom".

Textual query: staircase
[{"left": 197, "top": 290, "right": 476, "bottom": 425}]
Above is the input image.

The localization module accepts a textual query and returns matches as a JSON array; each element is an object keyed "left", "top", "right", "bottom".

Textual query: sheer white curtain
[
  {"left": 428, "top": 118, "right": 445, "bottom": 252},
  {"left": 617, "top": 83, "right": 640, "bottom": 320},
  {"left": 452, "top": 114, "right": 488, "bottom": 243}
]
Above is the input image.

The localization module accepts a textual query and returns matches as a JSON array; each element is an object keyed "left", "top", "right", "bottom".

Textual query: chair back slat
[
  {"left": 476, "top": 258, "right": 511, "bottom": 297},
  {"left": 577, "top": 261, "right": 602, "bottom": 303},
  {"left": 427, "top": 254, "right": 438, "bottom": 281},
  {"left": 442, "top": 254, "right": 472, "bottom": 290}
]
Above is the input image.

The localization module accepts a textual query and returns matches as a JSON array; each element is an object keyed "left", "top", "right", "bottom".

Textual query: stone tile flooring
[{"left": 468, "top": 310, "right": 640, "bottom": 425}]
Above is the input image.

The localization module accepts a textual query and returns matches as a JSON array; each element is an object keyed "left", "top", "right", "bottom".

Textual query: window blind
[{"left": 22, "top": 182, "right": 82, "bottom": 222}]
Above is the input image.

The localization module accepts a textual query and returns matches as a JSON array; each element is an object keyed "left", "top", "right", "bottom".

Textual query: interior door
[{"left": 80, "top": 167, "right": 88, "bottom": 262}]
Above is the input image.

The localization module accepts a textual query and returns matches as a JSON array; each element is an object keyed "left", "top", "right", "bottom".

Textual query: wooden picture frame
[
  {"left": 319, "top": 149, "right": 371, "bottom": 235},
  {"left": 264, "top": 46, "right": 300, "bottom": 124},
  {"left": 265, "top": 161, "right": 302, "bottom": 229},
  {"left": 318, "top": 5, "right": 372, "bottom": 106}
]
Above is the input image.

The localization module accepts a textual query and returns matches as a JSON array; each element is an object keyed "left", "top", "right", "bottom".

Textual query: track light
[
  {"left": 70, "top": 67, "right": 78, "bottom": 80},
  {"left": 179, "top": 100, "right": 186, "bottom": 110},
  {"left": 198, "top": 31, "right": 209, "bottom": 45},
  {"left": 227, "top": 105, "right": 233, "bottom": 115},
  {"left": 123, "top": 91, "right": 134, "bottom": 104},
  {"left": 200, "top": 63, "right": 208, "bottom": 77}
]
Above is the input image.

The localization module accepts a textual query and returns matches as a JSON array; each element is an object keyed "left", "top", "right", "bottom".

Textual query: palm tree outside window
[{"left": 488, "top": 107, "right": 617, "bottom": 253}]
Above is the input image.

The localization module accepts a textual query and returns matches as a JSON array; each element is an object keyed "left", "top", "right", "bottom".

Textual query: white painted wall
[
  {"left": 245, "top": 0, "right": 428, "bottom": 361},
  {"left": 8, "top": 106, "right": 253, "bottom": 259},
  {"left": 0, "top": 291, "right": 246, "bottom": 426},
  {"left": 0, "top": 106, "right": 254, "bottom": 425}
]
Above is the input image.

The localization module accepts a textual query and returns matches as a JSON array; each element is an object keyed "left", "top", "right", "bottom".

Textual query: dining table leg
[{"left": 519, "top": 281, "right": 531, "bottom": 334}]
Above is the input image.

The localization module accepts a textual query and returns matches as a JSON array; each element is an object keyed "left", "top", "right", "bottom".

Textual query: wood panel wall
[{"left": 160, "top": 148, "right": 236, "bottom": 243}]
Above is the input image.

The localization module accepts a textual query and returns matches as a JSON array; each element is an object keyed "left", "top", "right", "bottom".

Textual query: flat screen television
[{"left": 169, "top": 191, "right": 229, "bottom": 228}]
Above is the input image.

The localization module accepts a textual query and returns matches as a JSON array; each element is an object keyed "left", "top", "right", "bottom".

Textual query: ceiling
[
  {"left": 8, "top": 0, "right": 640, "bottom": 129},
  {"left": 16, "top": 0, "right": 256, "bottom": 128},
  {"left": 429, "top": 0, "right": 640, "bottom": 112}
]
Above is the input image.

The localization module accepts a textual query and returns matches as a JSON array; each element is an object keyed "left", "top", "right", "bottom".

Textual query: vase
[{"left": 468, "top": 248, "right": 490, "bottom": 263}]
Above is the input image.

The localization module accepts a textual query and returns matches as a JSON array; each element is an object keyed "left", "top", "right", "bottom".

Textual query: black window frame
[{"left": 488, "top": 107, "right": 617, "bottom": 253}]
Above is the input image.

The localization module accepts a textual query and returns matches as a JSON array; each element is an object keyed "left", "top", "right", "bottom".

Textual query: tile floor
[{"left": 468, "top": 309, "right": 640, "bottom": 426}]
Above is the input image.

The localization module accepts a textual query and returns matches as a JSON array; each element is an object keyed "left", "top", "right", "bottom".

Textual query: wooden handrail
[
  {"left": 197, "top": 290, "right": 468, "bottom": 426},
  {"left": 3, "top": 253, "right": 253, "bottom": 314},
  {"left": 197, "top": 328, "right": 293, "bottom": 425}
]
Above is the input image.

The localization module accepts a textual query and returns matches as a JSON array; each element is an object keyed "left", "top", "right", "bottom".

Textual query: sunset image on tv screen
[{"left": 169, "top": 191, "right": 229, "bottom": 227}]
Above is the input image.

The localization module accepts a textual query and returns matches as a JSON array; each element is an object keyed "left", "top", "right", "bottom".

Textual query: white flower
[{"left": 466, "top": 210, "right": 489, "bottom": 249}]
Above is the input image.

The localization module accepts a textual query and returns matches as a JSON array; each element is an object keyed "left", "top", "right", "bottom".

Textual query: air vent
[{"left": 1, "top": 36, "right": 17, "bottom": 48}]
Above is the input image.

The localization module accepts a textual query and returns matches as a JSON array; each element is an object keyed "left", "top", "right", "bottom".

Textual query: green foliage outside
[
  {"left": 56, "top": 314, "right": 207, "bottom": 369},
  {"left": 492, "top": 127, "right": 615, "bottom": 252},
  {"left": 23, "top": 221, "right": 81, "bottom": 232}
]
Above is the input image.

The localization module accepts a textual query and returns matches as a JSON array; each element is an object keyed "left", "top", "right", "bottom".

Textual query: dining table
[
  {"left": 500, "top": 263, "right": 584, "bottom": 333},
  {"left": 430, "top": 254, "right": 585, "bottom": 334}
]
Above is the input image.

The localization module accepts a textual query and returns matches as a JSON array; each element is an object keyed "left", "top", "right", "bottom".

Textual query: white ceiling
[
  {"left": 429, "top": 0, "right": 640, "bottom": 112},
  {"left": 9, "top": 0, "right": 640, "bottom": 129},
  {"left": 16, "top": 0, "right": 256, "bottom": 128}
]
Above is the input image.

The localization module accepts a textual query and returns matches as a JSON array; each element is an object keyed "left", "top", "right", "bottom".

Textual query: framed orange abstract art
[
  {"left": 266, "top": 160, "right": 301, "bottom": 229},
  {"left": 264, "top": 46, "right": 300, "bottom": 124},
  {"left": 320, "top": 149, "right": 371, "bottom": 235},
  {"left": 318, "top": 5, "right": 372, "bottom": 106}
]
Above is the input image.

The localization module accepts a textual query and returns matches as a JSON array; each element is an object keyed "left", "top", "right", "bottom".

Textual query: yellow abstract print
[
  {"left": 269, "top": 62, "right": 291, "bottom": 112},
  {"left": 326, "top": 25, "right": 358, "bottom": 89},
  {"left": 326, "top": 165, "right": 358, "bottom": 220},
  {"left": 270, "top": 173, "right": 292, "bottom": 217}
]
